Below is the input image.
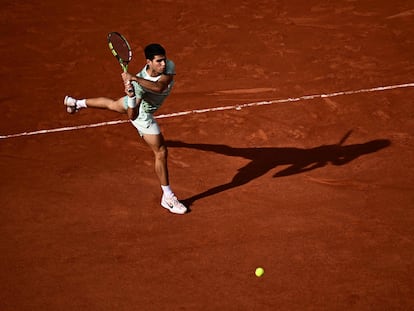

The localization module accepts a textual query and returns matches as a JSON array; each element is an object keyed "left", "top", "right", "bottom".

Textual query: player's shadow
[{"left": 167, "top": 131, "right": 391, "bottom": 208}]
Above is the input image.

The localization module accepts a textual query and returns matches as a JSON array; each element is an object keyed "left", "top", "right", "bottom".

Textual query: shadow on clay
[{"left": 167, "top": 130, "right": 391, "bottom": 208}]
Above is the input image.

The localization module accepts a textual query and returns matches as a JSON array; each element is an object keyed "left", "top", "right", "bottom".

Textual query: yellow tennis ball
[{"left": 255, "top": 267, "right": 264, "bottom": 277}]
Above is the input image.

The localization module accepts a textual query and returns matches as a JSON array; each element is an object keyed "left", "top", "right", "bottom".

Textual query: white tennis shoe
[
  {"left": 161, "top": 194, "right": 187, "bottom": 215},
  {"left": 64, "top": 95, "right": 78, "bottom": 114}
]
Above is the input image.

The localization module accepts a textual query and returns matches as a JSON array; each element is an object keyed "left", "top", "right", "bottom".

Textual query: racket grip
[{"left": 125, "top": 79, "right": 134, "bottom": 94}]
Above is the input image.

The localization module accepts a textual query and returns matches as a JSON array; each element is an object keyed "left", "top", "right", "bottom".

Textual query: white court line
[{"left": 1, "top": 82, "right": 414, "bottom": 139}]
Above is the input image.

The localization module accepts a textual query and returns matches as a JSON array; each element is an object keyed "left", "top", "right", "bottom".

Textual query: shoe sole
[{"left": 64, "top": 96, "right": 77, "bottom": 114}]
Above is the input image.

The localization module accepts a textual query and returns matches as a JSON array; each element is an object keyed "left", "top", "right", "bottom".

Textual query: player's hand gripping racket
[{"left": 107, "top": 32, "right": 133, "bottom": 92}]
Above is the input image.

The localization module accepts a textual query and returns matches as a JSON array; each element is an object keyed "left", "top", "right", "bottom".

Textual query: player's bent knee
[{"left": 155, "top": 146, "right": 168, "bottom": 160}]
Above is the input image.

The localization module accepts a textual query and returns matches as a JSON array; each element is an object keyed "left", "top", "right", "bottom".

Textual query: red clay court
[{"left": 1, "top": 1, "right": 414, "bottom": 310}]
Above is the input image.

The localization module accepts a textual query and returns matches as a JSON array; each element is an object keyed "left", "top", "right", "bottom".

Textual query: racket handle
[
  {"left": 124, "top": 78, "right": 133, "bottom": 92},
  {"left": 122, "top": 66, "right": 133, "bottom": 92}
]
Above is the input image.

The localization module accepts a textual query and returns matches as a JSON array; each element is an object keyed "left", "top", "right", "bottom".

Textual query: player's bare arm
[
  {"left": 122, "top": 71, "right": 172, "bottom": 93},
  {"left": 127, "top": 97, "right": 140, "bottom": 120},
  {"left": 135, "top": 74, "right": 173, "bottom": 93},
  {"left": 124, "top": 81, "right": 140, "bottom": 120}
]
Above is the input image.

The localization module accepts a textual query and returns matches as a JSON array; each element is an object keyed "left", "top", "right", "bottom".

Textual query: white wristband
[{"left": 127, "top": 96, "right": 137, "bottom": 108}]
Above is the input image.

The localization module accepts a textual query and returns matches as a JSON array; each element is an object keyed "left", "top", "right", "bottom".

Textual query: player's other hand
[{"left": 124, "top": 80, "right": 135, "bottom": 97}]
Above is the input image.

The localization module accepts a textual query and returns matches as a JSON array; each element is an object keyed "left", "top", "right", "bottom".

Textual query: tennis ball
[{"left": 255, "top": 267, "right": 264, "bottom": 277}]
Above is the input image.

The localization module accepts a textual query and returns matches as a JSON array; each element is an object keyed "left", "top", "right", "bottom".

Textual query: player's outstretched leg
[{"left": 63, "top": 95, "right": 126, "bottom": 114}]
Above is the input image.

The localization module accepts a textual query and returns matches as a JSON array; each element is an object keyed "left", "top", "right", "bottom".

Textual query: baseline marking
[{"left": 1, "top": 82, "right": 413, "bottom": 139}]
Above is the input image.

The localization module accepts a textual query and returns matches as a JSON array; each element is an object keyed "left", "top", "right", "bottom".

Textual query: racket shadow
[{"left": 167, "top": 131, "right": 391, "bottom": 208}]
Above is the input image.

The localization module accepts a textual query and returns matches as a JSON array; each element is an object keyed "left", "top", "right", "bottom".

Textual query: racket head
[{"left": 108, "top": 32, "right": 132, "bottom": 71}]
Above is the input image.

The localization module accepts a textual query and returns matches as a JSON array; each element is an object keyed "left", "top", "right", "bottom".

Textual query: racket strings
[{"left": 108, "top": 33, "right": 132, "bottom": 62}]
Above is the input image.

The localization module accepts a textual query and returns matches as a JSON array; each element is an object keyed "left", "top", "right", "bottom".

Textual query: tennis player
[{"left": 64, "top": 43, "right": 187, "bottom": 215}]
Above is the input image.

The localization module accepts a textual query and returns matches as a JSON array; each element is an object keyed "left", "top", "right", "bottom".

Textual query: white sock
[
  {"left": 161, "top": 185, "right": 174, "bottom": 197},
  {"left": 77, "top": 99, "right": 87, "bottom": 108}
]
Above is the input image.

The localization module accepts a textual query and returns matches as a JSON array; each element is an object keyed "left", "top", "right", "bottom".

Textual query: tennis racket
[
  {"left": 107, "top": 32, "right": 132, "bottom": 72},
  {"left": 108, "top": 32, "right": 133, "bottom": 92}
]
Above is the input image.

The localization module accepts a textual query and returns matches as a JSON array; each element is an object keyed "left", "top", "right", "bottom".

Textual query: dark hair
[{"left": 144, "top": 43, "right": 166, "bottom": 60}]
